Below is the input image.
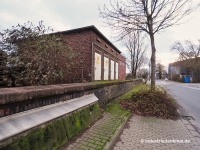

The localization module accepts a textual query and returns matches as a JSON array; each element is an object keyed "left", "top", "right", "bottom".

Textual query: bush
[
  {"left": 170, "top": 74, "right": 183, "bottom": 82},
  {"left": 0, "top": 21, "right": 77, "bottom": 86}
]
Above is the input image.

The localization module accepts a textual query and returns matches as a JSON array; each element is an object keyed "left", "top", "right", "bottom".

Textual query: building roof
[
  {"left": 55, "top": 25, "right": 122, "bottom": 54},
  {"left": 169, "top": 60, "right": 184, "bottom": 66},
  {"left": 169, "top": 57, "right": 200, "bottom": 66}
]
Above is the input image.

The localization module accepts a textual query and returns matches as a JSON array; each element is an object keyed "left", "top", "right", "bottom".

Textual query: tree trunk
[
  {"left": 147, "top": 15, "right": 156, "bottom": 91},
  {"left": 159, "top": 71, "right": 162, "bottom": 79},
  {"left": 133, "top": 70, "right": 137, "bottom": 78},
  {"left": 150, "top": 33, "right": 156, "bottom": 91}
]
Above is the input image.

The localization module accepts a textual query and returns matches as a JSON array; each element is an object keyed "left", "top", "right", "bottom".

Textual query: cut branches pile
[{"left": 120, "top": 89, "right": 179, "bottom": 120}]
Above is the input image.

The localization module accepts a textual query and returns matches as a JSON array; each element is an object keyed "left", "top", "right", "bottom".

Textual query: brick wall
[
  {"left": 0, "top": 79, "right": 142, "bottom": 117},
  {"left": 118, "top": 55, "right": 126, "bottom": 80},
  {"left": 91, "top": 32, "right": 126, "bottom": 80},
  {"left": 61, "top": 27, "right": 126, "bottom": 82},
  {"left": 63, "top": 30, "right": 93, "bottom": 82}
]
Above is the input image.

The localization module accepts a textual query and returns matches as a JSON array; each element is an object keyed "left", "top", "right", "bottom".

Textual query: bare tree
[
  {"left": 156, "top": 63, "right": 165, "bottom": 79},
  {"left": 124, "top": 30, "right": 147, "bottom": 78},
  {"left": 137, "top": 68, "right": 148, "bottom": 79},
  {"left": 100, "top": 0, "right": 198, "bottom": 91},
  {"left": 172, "top": 40, "right": 200, "bottom": 81},
  {"left": 172, "top": 40, "right": 200, "bottom": 60}
]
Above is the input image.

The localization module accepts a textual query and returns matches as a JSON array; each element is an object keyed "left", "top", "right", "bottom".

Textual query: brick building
[
  {"left": 168, "top": 58, "right": 200, "bottom": 82},
  {"left": 58, "top": 25, "right": 126, "bottom": 82}
]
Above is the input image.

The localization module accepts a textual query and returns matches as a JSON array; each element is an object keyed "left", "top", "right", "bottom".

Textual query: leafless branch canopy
[
  {"left": 123, "top": 30, "right": 148, "bottom": 78},
  {"left": 172, "top": 40, "right": 200, "bottom": 61},
  {"left": 100, "top": 0, "right": 198, "bottom": 90},
  {"left": 171, "top": 40, "right": 200, "bottom": 79},
  {"left": 100, "top": 0, "right": 196, "bottom": 35}
]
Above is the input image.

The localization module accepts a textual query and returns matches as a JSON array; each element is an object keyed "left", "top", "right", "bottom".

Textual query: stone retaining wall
[
  {"left": 0, "top": 79, "right": 142, "bottom": 149},
  {"left": 0, "top": 79, "right": 142, "bottom": 117},
  {"left": 0, "top": 102, "right": 101, "bottom": 150}
]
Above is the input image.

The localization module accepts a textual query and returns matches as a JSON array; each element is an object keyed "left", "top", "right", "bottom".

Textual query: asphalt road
[{"left": 156, "top": 80, "right": 200, "bottom": 131}]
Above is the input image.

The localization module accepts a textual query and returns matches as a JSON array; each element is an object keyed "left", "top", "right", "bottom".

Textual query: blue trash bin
[
  {"left": 187, "top": 76, "right": 190, "bottom": 83},
  {"left": 183, "top": 76, "right": 190, "bottom": 83},
  {"left": 183, "top": 77, "right": 187, "bottom": 83}
]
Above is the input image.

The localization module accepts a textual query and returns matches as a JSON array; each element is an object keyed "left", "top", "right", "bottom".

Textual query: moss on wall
[{"left": 0, "top": 103, "right": 101, "bottom": 150}]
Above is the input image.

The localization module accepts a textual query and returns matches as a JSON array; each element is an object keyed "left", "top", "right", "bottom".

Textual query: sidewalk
[
  {"left": 113, "top": 115, "right": 200, "bottom": 150},
  {"left": 61, "top": 112, "right": 128, "bottom": 150},
  {"left": 61, "top": 111, "right": 200, "bottom": 150},
  {"left": 60, "top": 83, "right": 200, "bottom": 150}
]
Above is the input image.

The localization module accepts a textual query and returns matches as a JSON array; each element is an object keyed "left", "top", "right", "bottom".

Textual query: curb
[
  {"left": 105, "top": 114, "right": 131, "bottom": 150},
  {"left": 181, "top": 117, "right": 200, "bottom": 145},
  {"left": 178, "top": 109, "right": 200, "bottom": 145}
]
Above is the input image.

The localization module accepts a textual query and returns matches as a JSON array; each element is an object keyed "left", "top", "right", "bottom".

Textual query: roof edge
[{"left": 54, "top": 25, "right": 122, "bottom": 54}]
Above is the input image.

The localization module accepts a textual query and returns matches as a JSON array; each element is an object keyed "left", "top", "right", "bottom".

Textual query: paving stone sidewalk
[
  {"left": 113, "top": 115, "right": 200, "bottom": 150},
  {"left": 60, "top": 107, "right": 200, "bottom": 150},
  {"left": 61, "top": 112, "right": 127, "bottom": 150}
]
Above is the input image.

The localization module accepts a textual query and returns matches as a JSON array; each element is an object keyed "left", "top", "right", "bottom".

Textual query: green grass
[
  {"left": 106, "top": 84, "right": 146, "bottom": 116},
  {"left": 92, "top": 80, "right": 131, "bottom": 85},
  {"left": 118, "top": 84, "right": 148, "bottom": 100}
]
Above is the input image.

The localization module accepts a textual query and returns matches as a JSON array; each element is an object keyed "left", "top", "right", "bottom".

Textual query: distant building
[
  {"left": 168, "top": 58, "right": 200, "bottom": 82},
  {"left": 169, "top": 61, "right": 183, "bottom": 76},
  {"left": 58, "top": 25, "right": 126, "bottom": 82},
  {"left": 168, "top": 60, "right": 188, "bottom": 81}
]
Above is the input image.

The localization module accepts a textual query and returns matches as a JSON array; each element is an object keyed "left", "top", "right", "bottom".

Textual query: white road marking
[{"left": 176, "top": 85, "right": 200, "bottom": 91}]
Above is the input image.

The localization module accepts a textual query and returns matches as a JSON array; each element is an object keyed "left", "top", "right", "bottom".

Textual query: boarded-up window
[
  {"left": 104, "top": 56, "right": 109, "bottom": 80},
  {"left": 111, "top": 60, "right": 114, "bottom": 80},
  {"left": 116, "top": 62, "right": 118, "bottom": 80},
  {"left": 94, "top": 52, "right": 101, "bottom": 80}
]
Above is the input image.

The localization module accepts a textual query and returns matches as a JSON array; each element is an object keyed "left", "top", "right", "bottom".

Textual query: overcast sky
[{"left": 0, "top": 0, "right": 200, "bottom": 71}]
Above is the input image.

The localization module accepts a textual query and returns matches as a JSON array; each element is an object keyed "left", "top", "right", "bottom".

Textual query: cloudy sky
[{"left": 0, "top": 0, "right": 200, "bottom": 71}]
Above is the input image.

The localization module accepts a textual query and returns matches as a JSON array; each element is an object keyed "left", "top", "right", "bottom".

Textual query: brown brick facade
[
  {"left": 60, "top": 26, "right": 126, "bottom": 82},
  {"left": 62, "top": 30, "right": 93, "bottom": 82}
]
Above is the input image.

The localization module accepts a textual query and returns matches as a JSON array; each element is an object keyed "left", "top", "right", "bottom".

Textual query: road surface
[{"left": 156, "top": 80, "right": 200, "bottom": 132}]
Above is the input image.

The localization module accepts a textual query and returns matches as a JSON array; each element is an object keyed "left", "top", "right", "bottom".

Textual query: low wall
[
  {"left": 0, "top": 79, "right": 142, "bottom": 117},
  {"left": 0, "top": 79, "right": 142, "bottom": 149},
  {"left": 0, "top": 103, "right": 101, "bottom": 150}
]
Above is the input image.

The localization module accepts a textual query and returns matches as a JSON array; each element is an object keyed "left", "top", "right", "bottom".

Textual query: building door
[
  {"left": 116, "top": 62, "right": 118, "bottom": 80},
  {"left": 111, "top": 60, "right": 114, "bottom": 80},
  {"left": 104, "top": 56, "right": 109, "bottom": 80},
  {"left": 94, "top": 52, "right": 101, "bottom": 80}
]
